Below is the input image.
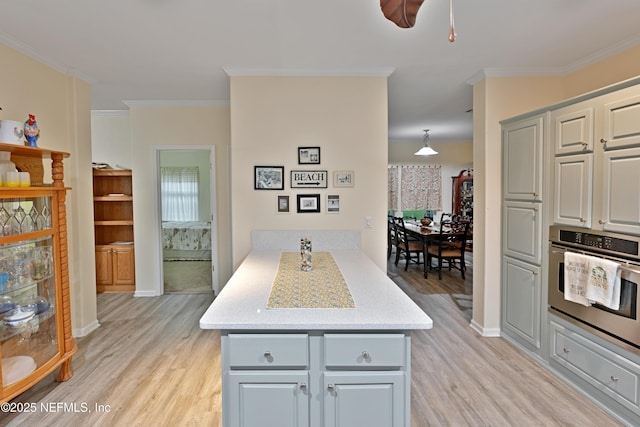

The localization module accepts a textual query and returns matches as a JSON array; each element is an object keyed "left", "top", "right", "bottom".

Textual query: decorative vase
[{"left": 300, "top": 237, "right": 312, "bottom": 271}]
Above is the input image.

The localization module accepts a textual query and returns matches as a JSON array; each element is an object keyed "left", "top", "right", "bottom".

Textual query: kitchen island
[{"left": 200, "top": 237, "right": 432, "bottom": 427}]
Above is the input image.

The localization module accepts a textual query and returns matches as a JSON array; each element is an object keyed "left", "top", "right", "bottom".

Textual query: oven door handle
[
  {"left": 550, "top": 245, "right": 640, "bottom": 275},
  {"left": 619, "top": 264, "right": 640, "bottom": 276}
]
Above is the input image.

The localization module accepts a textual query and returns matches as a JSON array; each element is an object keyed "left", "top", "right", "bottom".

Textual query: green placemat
[{"left": 267, "top": 252, "right": 355, "bottom": 309}]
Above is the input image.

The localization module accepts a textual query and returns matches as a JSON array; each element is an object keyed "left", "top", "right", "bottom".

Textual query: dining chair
[
  {"left": 425, "top": 219, "right": 470, "bottom": 279},
  {"left": 387, "top": 215, "right": 397, "bottom": 259},
  {"left": 392, "top": 217, "right": 423, "bottom": 270}
]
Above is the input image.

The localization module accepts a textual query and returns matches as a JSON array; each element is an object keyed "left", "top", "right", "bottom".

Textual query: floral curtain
[
  {"left": 387, "top": 165, "right": 399, "bottom": 211},
  {"left": 161, "top": 167, "right": 199, "bottom": 221},
  {"left": 388, "top": 164, "right": 441, "bottom": 211}
]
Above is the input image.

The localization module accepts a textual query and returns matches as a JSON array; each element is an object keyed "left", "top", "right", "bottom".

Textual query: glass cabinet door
[{"left": 0, "top": 197, "right": 58, "bottom": 389}]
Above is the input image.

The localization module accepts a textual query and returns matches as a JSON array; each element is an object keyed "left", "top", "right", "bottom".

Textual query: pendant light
[{"left": 414, "top": 129, "right": 438, "bottom": 156}]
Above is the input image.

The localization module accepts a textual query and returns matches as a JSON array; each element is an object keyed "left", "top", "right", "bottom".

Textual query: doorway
[{"left": 156, "top": 147, "right": 219, "bottom": 295}]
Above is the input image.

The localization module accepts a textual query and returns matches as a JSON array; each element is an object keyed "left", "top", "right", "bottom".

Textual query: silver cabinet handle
[
  {"left": 563, "top": 348, "right": 570, "bottom": 354},
  {"left": 299, "top": 382, "right": 307, "bottom": 390},
  {"left": 598, "top": 219, "right": 606, "bottom": 225},
  {"left": 580, "top": 217, "right": 586, "bottom": 223},
  {"left": 581, "top": 142, "right": 588, "bottom": 147},
  {"left": 264, "top": 351, "right": 271, "bottom": 357},
  {"left": 611, "top": 376, "right": 619, "bottom": 382},
  {"left": 600, "top": 138, "right": 607, "bottom": 144},
  {"left": 327, "top": 384, "right": 335, "bottom": 392},
  {"left": 362, "top": 351, "right": 370, "bottom": 359},
  {"left": 533, "top": 192, "right": 538, "bottom": 197}
]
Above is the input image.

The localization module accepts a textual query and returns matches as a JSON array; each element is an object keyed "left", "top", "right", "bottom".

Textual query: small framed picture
[
  {"left": 254, "top": 166, "right": 284, "bottom": 190},
  {"left": 327, "top": 194, "right": 340, "bottom": 213},
  {"left": 333, "top": 170, "right": 354, "bottom": 187},
  {"left": 298, "top": 147, "right": 321, "bottom": 164},
  {"left": 276, "top": 194, "right": 290, "bottom": 213},
  {"left": 297, "top": 194, "right": 321, "bottom": 213}
]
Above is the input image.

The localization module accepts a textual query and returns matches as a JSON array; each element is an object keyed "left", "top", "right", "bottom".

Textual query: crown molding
[
  {"left": 122, "top": 100, "right": 229, "bottom": 107},
  {"left": 91, "top": 110, "right": 130, "bottom": 117},
  {"left": 223, "top": 67, "right": 395, "bottom": 78},
  {"left": 0, "top": 31, "right": 96, "bottom": 83},
  {"left": 466, "top": 35, "right": 640, "bottom": 85}
]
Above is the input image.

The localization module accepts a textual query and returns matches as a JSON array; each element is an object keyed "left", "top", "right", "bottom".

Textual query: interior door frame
[{"left": 153, "top": 145, "right": 220, "bottom": 295}]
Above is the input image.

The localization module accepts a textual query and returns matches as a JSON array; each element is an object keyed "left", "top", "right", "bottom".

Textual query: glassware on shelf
[
  {"left": 19, "top": 295, "right": 49, "bottom": 315},
  {"left": 2, "top": 305, "right": 36, "bottom": 328},
  {"left": 0, "top": 294, "right": 14, "bottom": 316},
  {"left": 0, "top": 272, "right": 8, "bottom": 293}
]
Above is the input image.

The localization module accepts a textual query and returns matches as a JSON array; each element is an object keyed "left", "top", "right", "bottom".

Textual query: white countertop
[{"left": 199, "top": 250, "right": 433, "bottom": 331}]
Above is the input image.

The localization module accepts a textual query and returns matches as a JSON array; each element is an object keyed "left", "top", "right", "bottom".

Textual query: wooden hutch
[
  {"left": 0, "top": 142, "right": 76, "bottom": 403},
  {"left": 452, "top": 169, "right": 473, "bottom": 219}
]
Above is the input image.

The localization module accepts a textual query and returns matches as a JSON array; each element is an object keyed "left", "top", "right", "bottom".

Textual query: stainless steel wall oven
[{"left": 548, "top": 226, "right": 640, "bottom": 354}]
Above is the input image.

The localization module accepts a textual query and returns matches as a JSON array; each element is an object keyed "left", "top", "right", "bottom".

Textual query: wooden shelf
[
  {"left": 92, "top": 169, "right": 132, "bottom": 177},
  {"left": 94, "top": 220, "right": 134, "bottom": 226},
  {"left": 93, "top": 195, "right": 133, "bottom": 202},
  {"left": 93, "top": 169, "right": 135, "bottom": 292},
  {"left": 0, "top": 142, "right": 70, "bottom": 158}
]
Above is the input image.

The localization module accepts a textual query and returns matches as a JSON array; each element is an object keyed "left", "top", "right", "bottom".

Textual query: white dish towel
[
  {"left": 585, "top": 257, "right": 621, "bottom": 310},
  {"left": 563, "top": 252, "right": 592, "bottom": 306}
]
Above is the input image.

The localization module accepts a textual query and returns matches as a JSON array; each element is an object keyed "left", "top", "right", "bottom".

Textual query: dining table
[{"left": 402, "top": 220, "right": 469, "bottom": 278}]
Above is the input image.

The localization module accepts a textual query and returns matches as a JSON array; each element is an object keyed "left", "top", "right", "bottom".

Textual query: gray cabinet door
[
  {"left": 602, "top": 146, "right": 640, "bottom": 235},
  {"left": 227, "top": 371, "right": 309, "bottom": 427},
  {"left": 323, "top": 372, "right": 405, "bottom": 427},
  {"left": 602, "top": 93, "right": 640, "bottom": 150},
  {"left": 503, "top": 115, "right": 544, "bottom": 201},
  {"left": 501, "top": 256, "right": 541, "bottom": 351},
  {"left": 503, "top": 201, "right": 542, "bottom": 265},
  {"left": 553, "top": 153, "right": 593, "bottom": 228},
  {"left": 552, "top": 104, "right": 595, "bottom": 155}
]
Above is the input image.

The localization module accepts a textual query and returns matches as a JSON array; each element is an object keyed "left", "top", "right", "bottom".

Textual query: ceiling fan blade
[{"left": 380, "top": 0, "right": 425, "bottom": 28}]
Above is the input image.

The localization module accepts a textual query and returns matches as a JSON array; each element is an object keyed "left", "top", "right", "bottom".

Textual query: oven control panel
[{"left": 550, "top": 226, "right": 640, "bottom": 258}]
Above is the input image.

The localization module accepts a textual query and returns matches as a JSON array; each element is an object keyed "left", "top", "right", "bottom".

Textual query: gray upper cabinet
[
  {"left": 602, "top": 146, "right": 640, "bottom": 235},
  {"left": 552, "top": 102, "right": 595, "bottom": 155},
  {"left": 552, "top": 85, "right": 640, "bottom": 235},
  {"left": 553, "top": 153, "right": 593, "bottom": 228},
  {"left": 503, "top": 115, "right": 544, "bottom": 202},
  {"left": 602, "top": 92, "right": 640, "bottom": 150}
]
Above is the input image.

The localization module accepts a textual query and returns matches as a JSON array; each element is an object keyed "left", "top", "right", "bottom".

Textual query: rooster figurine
[{"left": 24, "top": 114, "right": 40, "bottom": 147}]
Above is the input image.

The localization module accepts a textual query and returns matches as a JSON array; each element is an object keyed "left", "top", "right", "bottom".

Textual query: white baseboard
[
  {"left": 134, "top": 290, "right": 158, "bottom": 297},
  {"left": 470, "top": 319, "right": 501, "bottom": 337},
  {"left": 73, "top": 319, "right": 100, "bottom": 337}
]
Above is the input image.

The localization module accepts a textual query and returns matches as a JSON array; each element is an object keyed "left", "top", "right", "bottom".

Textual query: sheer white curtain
[{"left": 161, "top": 167, "right": 199, "bottom": 221}]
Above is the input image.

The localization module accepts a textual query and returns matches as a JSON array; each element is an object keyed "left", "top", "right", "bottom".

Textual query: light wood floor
[{"left": 2, "top": 254, "right": 623, "bottom": 426}]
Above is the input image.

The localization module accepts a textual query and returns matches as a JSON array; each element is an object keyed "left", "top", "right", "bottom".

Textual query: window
[{"left": 161, "top": 167, "right": 199, "bottom": 221}]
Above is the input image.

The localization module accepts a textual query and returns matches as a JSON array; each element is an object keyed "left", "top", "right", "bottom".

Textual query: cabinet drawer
[
  {"left": 228, "top": 334, "right": 308, "bottom": 369},
  {"left": 550, "top": 322, "right": 640, "bottom": 413},
  {"left": 324, "top": 334, "right": 406, "bottom": 369}
]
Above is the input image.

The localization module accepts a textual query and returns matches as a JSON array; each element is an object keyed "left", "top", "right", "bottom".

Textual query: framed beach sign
[{"left": 291, "top": 170, "right": 328, "bottom": 188}]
